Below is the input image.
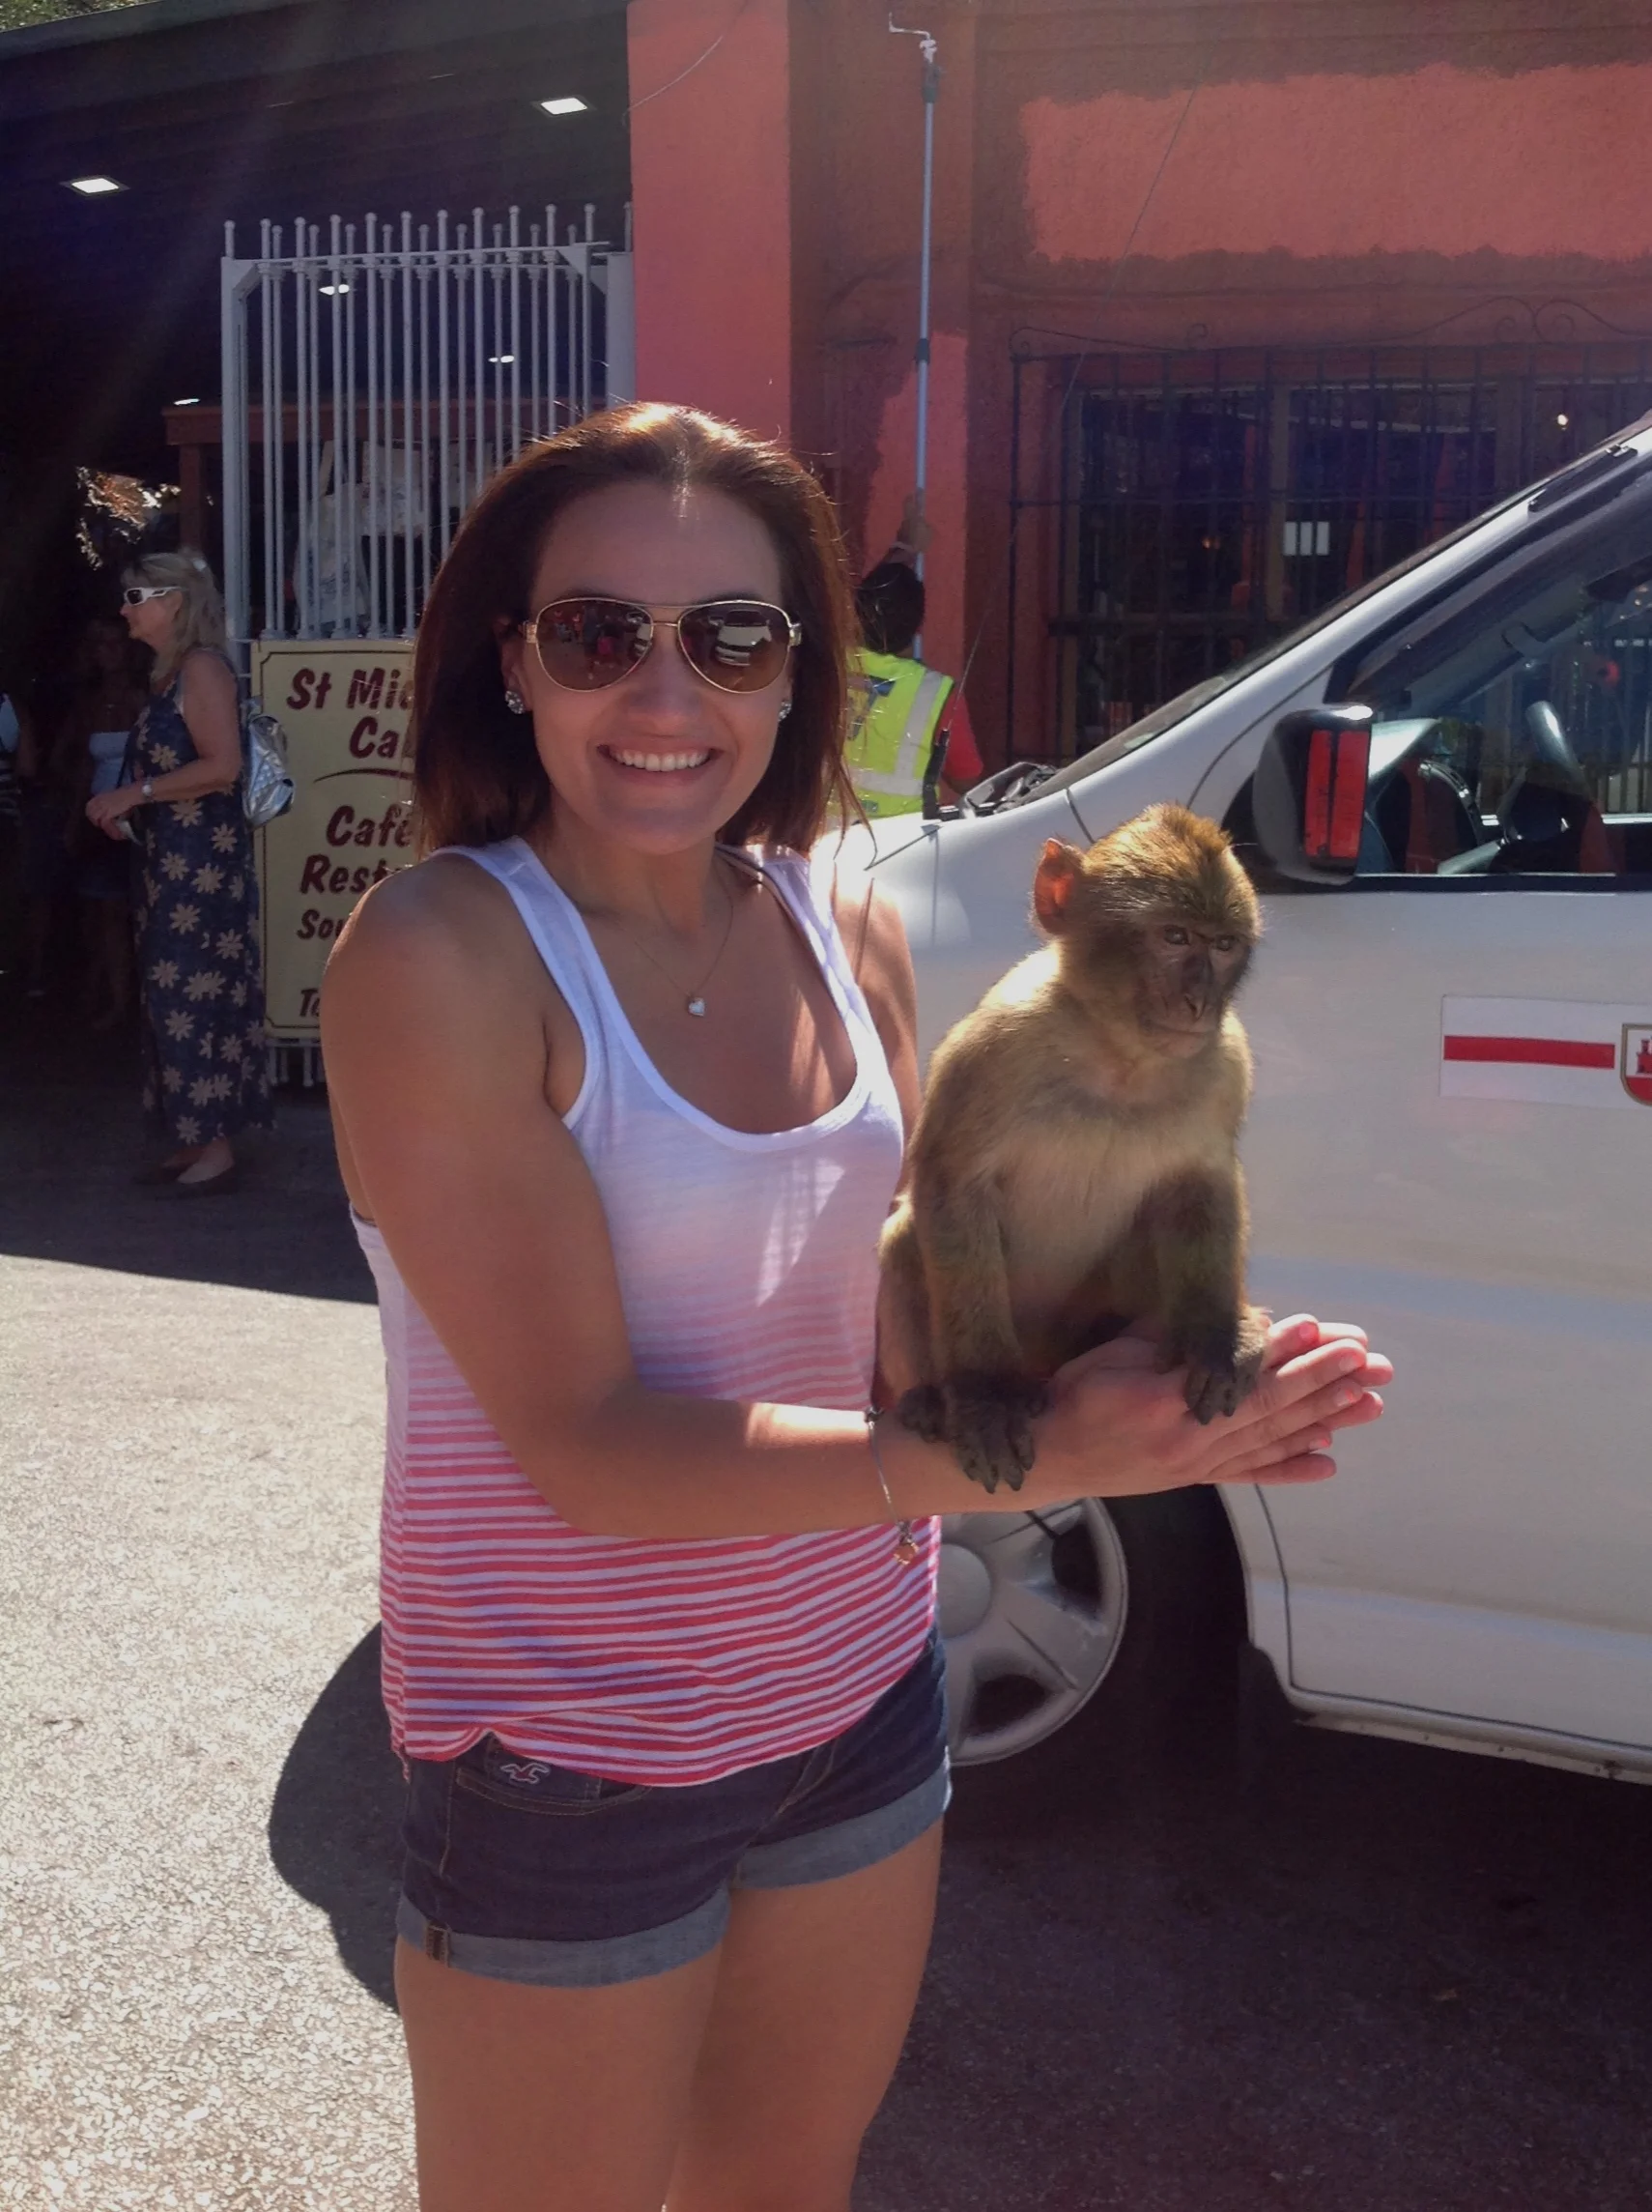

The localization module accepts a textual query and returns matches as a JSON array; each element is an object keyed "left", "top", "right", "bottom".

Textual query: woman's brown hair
[{"left": 411, "top": 403, "right": 861, "bottom": 854}]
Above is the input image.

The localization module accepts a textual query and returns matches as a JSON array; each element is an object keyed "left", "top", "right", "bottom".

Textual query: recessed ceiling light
[
  {"left": 1555, "top": 412, "right": 1570, "bottom": 427},
  {"left": 172, "top": 396, "right": 201, "bottom": 408},
  {"left": 320, "top": 283, "right": 351, "bottom": 296},
  {"left": 68, "top": 175, "right": 123, "bottom": 195},
  {"left": 488, "top": 354, "right": 517, "bottom": 365},
  {"left": 538, "top": 97, "right": 587, "bottom": 116}
]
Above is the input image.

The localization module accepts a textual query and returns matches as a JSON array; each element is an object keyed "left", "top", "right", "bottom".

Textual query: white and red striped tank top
[{"left": 355, "top": 836, "right": 939, "bottom": 1785}]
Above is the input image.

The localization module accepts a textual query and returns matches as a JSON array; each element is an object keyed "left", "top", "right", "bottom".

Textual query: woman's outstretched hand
[{"left": 1022, "top": 1313, "right": 1389, "bottom": 1508}]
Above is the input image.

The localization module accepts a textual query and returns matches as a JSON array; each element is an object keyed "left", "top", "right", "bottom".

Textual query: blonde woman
[{"left": 86, "top": 552, "right": 270, "bottom": 1191}]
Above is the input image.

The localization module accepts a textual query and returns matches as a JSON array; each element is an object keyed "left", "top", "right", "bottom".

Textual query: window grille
[{"left": 1007, "top": 337, "right": 1652, "bottom": 764}]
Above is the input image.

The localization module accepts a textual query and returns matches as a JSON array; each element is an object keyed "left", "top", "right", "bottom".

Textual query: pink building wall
[
  {"left": 627, "top": 0, "right": 793, "bottom": 441},
  {"left": 625, "top": 3, "right": 1652, "bottom": 765}
]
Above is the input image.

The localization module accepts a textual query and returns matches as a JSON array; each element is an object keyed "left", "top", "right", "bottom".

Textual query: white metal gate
[{"left": 218, "top": 206, "right": 635, "bottom": 645}]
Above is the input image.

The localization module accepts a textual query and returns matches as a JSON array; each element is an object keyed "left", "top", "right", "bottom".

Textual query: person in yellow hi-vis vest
[{"left": 844, "top": 506, "right": 983, "bottom": 819}]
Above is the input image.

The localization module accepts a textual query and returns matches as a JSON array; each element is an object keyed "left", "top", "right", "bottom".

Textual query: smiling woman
[{"left": 317, "top": 400, "right": 1385, "bottom": 2212}]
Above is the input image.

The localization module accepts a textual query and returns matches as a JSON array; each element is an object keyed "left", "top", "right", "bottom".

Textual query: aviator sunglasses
[
  {"left": 122, "top": 585, "right": 181, "bottom": 605},
  {"left": 520, "top": 596, "right": 802, "bottom": 696}
]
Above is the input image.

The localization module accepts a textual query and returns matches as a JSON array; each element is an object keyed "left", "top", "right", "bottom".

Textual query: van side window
[{"left": 1345, "top": 533, "right": 1652, "bottom": 881}]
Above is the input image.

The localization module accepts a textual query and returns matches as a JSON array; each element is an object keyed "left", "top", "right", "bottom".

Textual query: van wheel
[{"left": 939, "top": 1489, "right": 1239, "bottom": 1771}]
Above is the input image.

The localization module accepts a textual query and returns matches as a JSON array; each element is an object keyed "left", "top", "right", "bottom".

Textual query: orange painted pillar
[{"left": 626, "top": 0, "right": 793, "bottom": 441}]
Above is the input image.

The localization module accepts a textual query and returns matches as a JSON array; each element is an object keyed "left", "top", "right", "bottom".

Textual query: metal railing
[{"left": 219, "top": 206, "right": 635, "bottom": 645}]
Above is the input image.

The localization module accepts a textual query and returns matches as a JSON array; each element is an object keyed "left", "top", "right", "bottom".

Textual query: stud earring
[
  {"left": 504, "top": 688, "right": 527, "bottom": 715},
  {"left": 777, "top": 700, "right": 792, "bottom": 722}
]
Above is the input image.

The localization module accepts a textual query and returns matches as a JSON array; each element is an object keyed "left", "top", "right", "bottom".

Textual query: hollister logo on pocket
[
  {"left": 495, "top": 1757, "right": 555, "bottom": 1786},
  {"left": 1622, "top": 1024, "right": 1652, "bottom": 1106}
]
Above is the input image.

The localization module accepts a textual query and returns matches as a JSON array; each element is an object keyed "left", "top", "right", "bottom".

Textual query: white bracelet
[{"left": 865, "top": 1409, "right": 921, "bottom": 1566}]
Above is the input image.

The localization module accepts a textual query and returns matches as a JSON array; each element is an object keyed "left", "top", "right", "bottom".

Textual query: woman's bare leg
[
  {"left": 394, "top": 1937, "right": 722, "bottom": 2212},
  {"left": 667, "top": 1821, "right": 944, "bottom": 2212}
]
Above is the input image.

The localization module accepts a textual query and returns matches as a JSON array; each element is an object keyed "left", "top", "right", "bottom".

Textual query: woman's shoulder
[
  {"left": 171, "top": 647, "right": 238, "bottom": 710},
  {"left": 323, "top": 847, "right": 568, "bottom": 1088},
  {"left": 329, "top": 846, "right": 534, "bottom": 988}
]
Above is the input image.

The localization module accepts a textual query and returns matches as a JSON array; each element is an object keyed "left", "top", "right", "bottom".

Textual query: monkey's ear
[{"left": 1033, "top": 839, "right": 1086, "bottom": 934}]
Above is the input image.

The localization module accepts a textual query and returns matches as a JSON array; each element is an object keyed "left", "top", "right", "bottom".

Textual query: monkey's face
[
  {"left": 1129, "top": 910, "right": 1253, "bottom": 1052},
  {"left": 1036, "top": 814, "right": 1258, "bottom": 1055},
  {"left": 498, "top": 480, "right": 795, "bottom": 860}
]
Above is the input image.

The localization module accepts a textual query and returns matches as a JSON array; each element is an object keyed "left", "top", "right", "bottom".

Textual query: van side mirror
[{"left": 1252, "top": 706, "right": 1374, "bottom": 883}]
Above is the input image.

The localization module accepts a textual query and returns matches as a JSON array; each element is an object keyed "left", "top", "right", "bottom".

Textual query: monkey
[{"left": 877, "top": 802, "right": 1267, "bottom": 1494}]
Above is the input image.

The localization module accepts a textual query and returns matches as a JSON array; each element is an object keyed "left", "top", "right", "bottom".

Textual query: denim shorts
[{"left": 397, "top": 1635, "right": 950, "bottom": 1988}]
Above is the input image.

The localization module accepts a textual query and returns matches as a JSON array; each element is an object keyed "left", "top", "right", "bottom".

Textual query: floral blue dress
[{"left": 131, "top": 658, "right": 271, "bottom": 1146}]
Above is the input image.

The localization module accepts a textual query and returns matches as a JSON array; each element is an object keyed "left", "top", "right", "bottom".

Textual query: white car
[{"left": 864, "top": 424, "right": 1652, "bottom": 1785}]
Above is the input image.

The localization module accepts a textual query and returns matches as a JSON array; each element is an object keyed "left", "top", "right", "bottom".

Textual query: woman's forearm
[
  {"left": 524, "top": 1386, "right": 968, "bottom": 1539},
  {"left": 514, "top": 1328, "right": 1381, "bottom": 1541},
  {"left": 140, "top": 756, "right": 238, "bottom": 803}
]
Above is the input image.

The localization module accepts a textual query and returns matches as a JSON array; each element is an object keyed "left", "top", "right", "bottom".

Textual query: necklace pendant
[
  {"left": 894, "top": 1523, "right": 921, "bottom": 1566},
  {"left": 686, "top": 994, "right": 707, "bottom": 1018}
]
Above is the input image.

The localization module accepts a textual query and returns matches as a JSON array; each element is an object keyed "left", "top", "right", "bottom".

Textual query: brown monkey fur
[{"left": 878, "top": 803, "right": 1267, "bottom": 1494}]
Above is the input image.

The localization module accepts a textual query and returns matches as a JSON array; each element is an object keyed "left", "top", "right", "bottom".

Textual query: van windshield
[{"left": 1033, "top": 445, "right": 1645, "bottom": 797}]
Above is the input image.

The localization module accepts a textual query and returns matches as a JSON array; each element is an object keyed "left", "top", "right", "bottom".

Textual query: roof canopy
[{"left": 0, "top": 0, "right": 629, "bottom": 469}]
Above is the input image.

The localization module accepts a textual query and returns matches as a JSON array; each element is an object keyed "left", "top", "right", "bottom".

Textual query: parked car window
[{"left": 1348, "top": 522, "right": 1652, "bottom": 880}]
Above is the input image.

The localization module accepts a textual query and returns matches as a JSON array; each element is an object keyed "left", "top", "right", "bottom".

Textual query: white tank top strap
[
  {"left": 430, "top": 837, "right": 611, "bottom": 1121},
  {"left": 736, "top": 845, "right": 872, "bottom": 1032}
]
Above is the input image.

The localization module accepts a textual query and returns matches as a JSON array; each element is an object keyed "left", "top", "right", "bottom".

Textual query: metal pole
[
  {"left": 365, "top": 213, "right": 381, "bottom": 636},
  {"left": 260, "top": 220, "right": 277, "bottom": 638},
  {"left": 329, "top": 214, "right": 345, "bottom": 636},
  {"left": 453, "top": 218, "right": 468, "bottom": 522},
  {"left": 472, "top": 208, "right": 486, "bottom": 493},
  {"left": 402, "top": 211, "right": 414, "bottom": 634},
  {"left": 306, "top": 224, "right": 322, "bottom": 638},
  {"left": 529, "top": 223, "right": 543, "bottom": 443},
  {"left": 418, "top": 221, "right": 432, "bottom": 616},
  {"left": 890, "top": 19, "right": 939, "bottom": 582},
  {"left": 438, "top": 210, "right": 452, "bottom": 558},
  {"left": 271, "top": 226, "right": 286, "bottom": 639},
  {"left": 583, "top": 203, "right": 595, "bottom": 418},
  {"left": 492, "top": 220, "right": 505, "bottom": 475},
  {"left": 343, "top": 222, "right": 358, "bottom": 633},
  {"left": 220, "top": 221, "right": 250, "bottom": 646},
  {"left": 509, "top": 205, "right": 523, "bottom": 461},
  {"left": 546, "top": 206, "right": 559, "bottom": 432},
  {"left": 293, "top": 215, "right": 310, "bottom": 636}
]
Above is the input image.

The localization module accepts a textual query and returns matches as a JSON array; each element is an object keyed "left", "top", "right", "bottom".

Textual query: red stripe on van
[{"left": 1442, "top": 1035, "right": 1614, "bottom": 1069}]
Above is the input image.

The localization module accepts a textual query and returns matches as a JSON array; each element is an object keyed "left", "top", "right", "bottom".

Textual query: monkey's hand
[
  {"left": 897, "top": 1373, "right": 1049, "bottom": 1493},
  {"left": 1159, "top": 1307, "right": 1269, "bottom": 1424}
]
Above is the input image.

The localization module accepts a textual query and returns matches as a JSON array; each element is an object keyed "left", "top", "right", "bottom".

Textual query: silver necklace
[{"left": 608, "top": 862, "right": 737, "bottom": 1019}]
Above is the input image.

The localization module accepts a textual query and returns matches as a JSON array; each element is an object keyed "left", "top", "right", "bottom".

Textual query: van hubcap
[{"left": 938, "top": 1501, "right": 1129, "bottom": 1766}]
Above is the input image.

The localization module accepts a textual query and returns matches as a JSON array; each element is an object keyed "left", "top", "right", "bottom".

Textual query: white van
[{"left": 863, "top": 424, "right": 1652, "bottom": 1784}]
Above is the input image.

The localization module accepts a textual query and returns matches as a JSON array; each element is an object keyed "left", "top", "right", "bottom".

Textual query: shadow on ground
[
  {"left": 0, "top": 997, "right": 371, "bottom": 1300},
  {"left": 862, "top": 1699, "right": 1652, "bottom": 2212},
  {"left": 268, "top": 1624, "right": 405, "bottom": 2009}
]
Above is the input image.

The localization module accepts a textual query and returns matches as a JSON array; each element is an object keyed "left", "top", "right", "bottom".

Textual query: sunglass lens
[
  {"left": 535, "top": 599, "right": 650, "bottom": 689},
  {"left": 677, "top": 605, "right": 792, "bottom": 692}
]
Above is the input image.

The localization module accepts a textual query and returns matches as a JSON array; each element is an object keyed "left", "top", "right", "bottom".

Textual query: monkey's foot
[
  {"left": 1164, "top": 1312, "right": 1268, "bottom": 1424},
  {"left": 895, "top": 1384, "right": 948, "bottom": 1445},
  {"left": 943, "top": 1374, "right": 1048, "bottom": 1493}
]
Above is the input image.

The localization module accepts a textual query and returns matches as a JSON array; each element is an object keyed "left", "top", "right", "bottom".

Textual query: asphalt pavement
[{"left": 4, "top": 999, "right": 1650, "bottom": 2211}]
